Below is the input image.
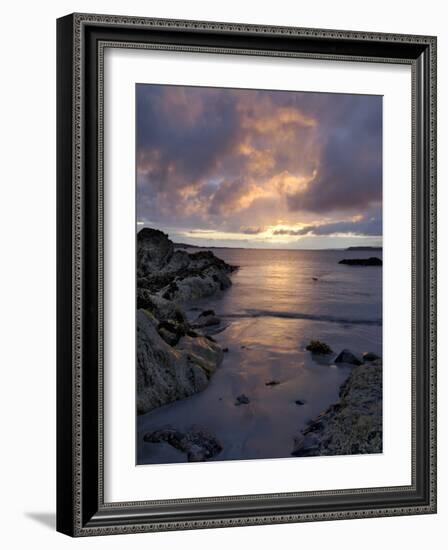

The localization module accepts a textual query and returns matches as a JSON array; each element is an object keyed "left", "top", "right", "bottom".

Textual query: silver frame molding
[{"left": 57, "top": 13, "right": 437, "bottom": 537}]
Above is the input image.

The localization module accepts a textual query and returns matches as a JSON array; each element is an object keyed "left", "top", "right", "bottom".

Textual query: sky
[{"left": 136, "top": 84, "right": 382, "bottom": 249}]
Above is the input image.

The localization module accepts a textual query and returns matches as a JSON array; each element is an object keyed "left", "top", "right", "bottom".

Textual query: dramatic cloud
[
  {"left": 285, "top": 95, "right": 382, "bottom": 213},
  {"left": 136, "top": 84, "right": 382, "bottom": 248},
  {"left": 240, "top": 226, "right": 265, "bottom": 235},
  {"left": 273, "top": 210, "right": 382, "bottom": 237}
]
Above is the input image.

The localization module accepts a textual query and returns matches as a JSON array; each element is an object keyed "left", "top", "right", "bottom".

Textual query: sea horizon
[{"left": 173, "top": 243, "right": 383, "bottom": 252}]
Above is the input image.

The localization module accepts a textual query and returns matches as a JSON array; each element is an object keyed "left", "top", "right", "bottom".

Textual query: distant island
[
  {"left": 339, "top": 257, "right": 382, "bottom": 266},
  {"left": 173, "top": 242, "right": 201, "bottom": 249},
  {"left": 174, "top": 242, "right": 246, "bottom": 250},
  {"left": 174, "top": 243, "right": 384, "bottom": 252},
  {"left": 346, "top": 246, "right": 382, "bottom": 251}
]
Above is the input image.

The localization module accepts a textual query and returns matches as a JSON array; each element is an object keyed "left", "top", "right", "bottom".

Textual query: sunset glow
[{"left": 137, "top": 85, "right": 382, "bottom": 249}]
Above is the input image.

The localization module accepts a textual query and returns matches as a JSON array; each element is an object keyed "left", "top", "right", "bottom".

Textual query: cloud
[
  {"left": 136, "top": 84, "right": 382, "bottom": 244},
  {"left": 285, "top": 95, "right": 382, "bottom": 213},
  {"left": 240, "top": 225, "right": 265, "bottom": 235},
  {"left": 208, "top": 177, "right": 257, "bottom": 216},
  {"left": 137, "top": 86, "right": 241, "bottom": 186},
  {"left": 273, "top": 211, "right": 382, "bottom": 237}
]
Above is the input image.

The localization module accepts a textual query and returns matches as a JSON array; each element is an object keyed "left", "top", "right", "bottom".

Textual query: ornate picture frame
[{"left": 57, "top": 13, "right": 437, "bottom": 536}]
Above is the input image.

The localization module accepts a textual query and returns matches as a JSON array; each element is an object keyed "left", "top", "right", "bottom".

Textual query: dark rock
[
  {"left": 363, "top": 351, "right": 381, "bottom": 362},
  {"left": 235, "top": 394, "right": 250, "bottom": 406},
  {"left": 189, "top": 250, "right": 237, "bottom": 274},
  {"left": 334, "top": 349, "right": 362, "bottom": 365},
  {"left": 143, "top": 427, "right": 222, "bottom": 462},
  {"left": 136, "top": 310, "right": 223, "bottom": 414},
  {"left": 166, "top": 272, "right": 230, "bottom": 303},
  {"left": 265, "top": 380, "right": 281, "bottom": 386},
  {"left": 295, "top": 399, "right": 306, "bottom": 406},
  {"left": 136, "top": 228, "right": 237, "bottom": 414},
  {"left": 306, "top": 340, "right": 333, "bottom": 354},
  {"left": 161, "top": 281, "right": 180, "bottom": 301},
  {"left": 292, "top": 434, "right": 320, "bottom": 456},
  {"left": 138, "top": 273, "right": 177, "bottom": 294},
  {"left": 137, "top": 228, "right": 174, "bottom": 276},
  {"left": 137, "top": 227, "right": 236, "bottom": 304},
  {"left": 304, "top": 419, "right": 325, "bottom": 433},
  {"left": 338, "top": 257, "right": 382, "bottom": 266},
  {"left": 157, "top": 327, "right": 180, "bottom": 347},
  {"left": 292, "top": 362, "right": 382, "bottom": 457},
  {"left": 312, "top": 277, "right": 318, "bottom": 281},
  {"left": 192, "top": 310, "right": 221, "bottom": 329},
  {"left": 137, "top": 290, "right": 186, "bottom": 325},
  {"left": 157, "top": 320, "right": 186, "bottom": 347},
  {"left": 223, "top": 347, "right": 229, "bottom": 353}
]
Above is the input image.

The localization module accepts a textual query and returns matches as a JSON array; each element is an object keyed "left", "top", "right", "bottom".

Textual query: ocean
[{"left": 137, "top": 248, "right": 382, "bottom": 464}]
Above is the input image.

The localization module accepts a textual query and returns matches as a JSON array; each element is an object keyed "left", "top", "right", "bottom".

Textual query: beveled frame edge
[{"left": 56, "top": 12, "right": 437, "bottom": 537}]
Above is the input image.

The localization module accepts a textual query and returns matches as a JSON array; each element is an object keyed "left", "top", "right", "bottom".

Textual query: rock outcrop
[
  {"left": 339, "top": 257, "right": 382, "bottom": 266},
  {"left": 292, "top": 358, "right": 382, "bottom": 457},
  {"left": 235, "top": 394, "right": 250, "bottom": 406},
  {"left": 137, "top": 310, "right": 223, "bottom": 414},
  {"left": 137, "top": 228, "right": 237, "bottom": 304},
  {"left": 192, "top": 310, "right": 221, "bottom": 329},
  {"left": 363, "top": 351, "right": 380, "bottom": 362},
  {"left": 306, "top": 340, "right": 333, "bottom": 355},
  {"left": 136, "top": 228, "right": 236, "bottom": 414},
  {"left": 334, "top": 349, "right": 362, "bottom": 366},
  {"left": 143, "top": 426, "right": 223, "bottom": 462}
]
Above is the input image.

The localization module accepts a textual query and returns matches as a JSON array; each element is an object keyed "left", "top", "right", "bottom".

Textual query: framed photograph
[{"left": 56, "top": 13, "right": 437, "bottom": 536}]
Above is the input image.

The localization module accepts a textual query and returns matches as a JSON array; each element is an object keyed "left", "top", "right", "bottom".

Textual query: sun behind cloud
[{"left": 136, "top": 84, "right": 382, "bottom": 249}]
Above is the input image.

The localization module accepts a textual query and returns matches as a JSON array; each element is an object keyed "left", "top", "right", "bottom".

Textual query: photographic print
[
  {"left": 136, "top": 84, "right": 383, "bottom": 465},
  {"left": 57, "top": 15, "right": 437, "bottom": 534}
]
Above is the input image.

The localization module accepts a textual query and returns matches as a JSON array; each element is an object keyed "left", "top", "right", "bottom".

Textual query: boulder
[
  {"left": 192, "top": 310, "right": 221, "bottom": 329},
  {"left": 292, "top": 362, "right": 382, "bottom": 457},
  {"left": 157, "top": 321, "right": 186, "bottom": 347},
  {"left": 189, "top": 250, "right": 236, "bottom": 274},
  {"left": 161, "top": 271, "right": 232, "bottom": 304},
  {"left": 137, "top": 228, "right": 237, "bottom": 304},
  {"left": 176, "top": 332, "right": 224, "bottom": 378},
  {"left": 235, "top": 394, "right": 250, "bottom": 406},
  {"left": 137, "top": 309, "right": 223, "bottom": 414},
  {"left": 143, "top": 427, "right": 222, "bottom": 462},
  {"left": 334, "top": 349, "right": 362, "bottom": 365},
  {"left": 164, "top": 249, "right": 191, "bottom": 273},
  {"left": 306, "top": 340, "right": 333, "bottom": 355},
  {"left": 137, "top": 290, "right": 186, "bottom": 325}
]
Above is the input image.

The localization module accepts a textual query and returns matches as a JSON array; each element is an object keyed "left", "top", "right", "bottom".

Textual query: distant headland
[{"left": 345, "top": 246, "right": 382, "bottom": 251}]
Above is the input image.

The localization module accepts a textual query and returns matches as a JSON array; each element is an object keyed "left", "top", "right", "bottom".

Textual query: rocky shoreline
[
  {"left": 137, "top": 228, "right": 237, "bottom": 415},
  {"left": 292, "top": 355, "right": 382, "bottom": 457},
  {"left": 137, "top": 231, "right": 383, "bottom": 462}
]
